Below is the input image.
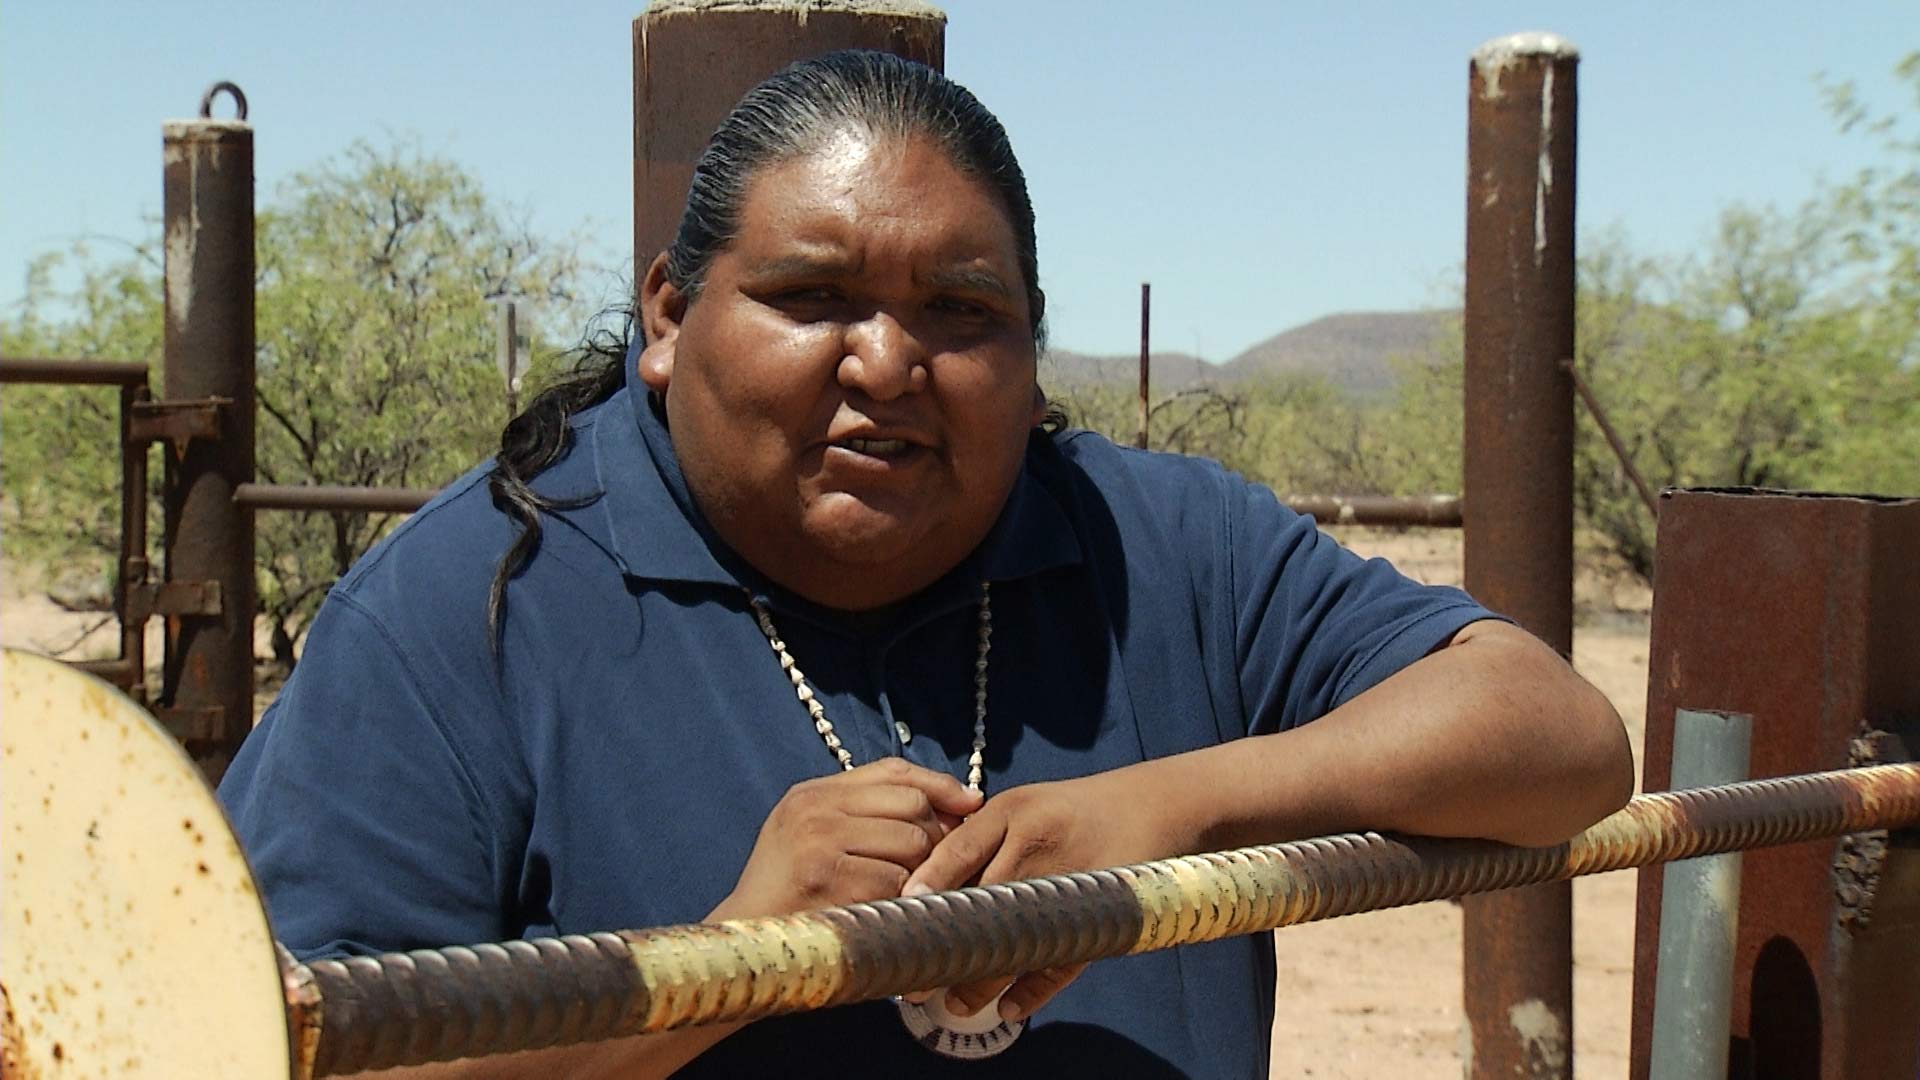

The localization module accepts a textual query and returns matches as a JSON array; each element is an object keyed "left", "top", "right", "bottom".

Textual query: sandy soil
[
  {"left": 1, "top": 528, "right": 1654, "bottom": 1077},
  {"left": 1266, "top": 529, "right": 1650, "bottom": 1079}
]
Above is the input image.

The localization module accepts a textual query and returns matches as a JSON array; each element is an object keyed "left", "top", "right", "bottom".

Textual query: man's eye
[
  {"left": 768, "top": 288, "right": 843, "bottom": 318},
  {"left": 932, "top": 297, "right": 991, "bottom": 320}
]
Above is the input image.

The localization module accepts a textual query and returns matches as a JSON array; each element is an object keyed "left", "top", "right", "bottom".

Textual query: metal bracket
[
  {"left": 130, "top": 397, "right": 228, "bottom": 458},
  {"left": 125, "top": 581, "right": 223, "bottom": 624},
  {"left": 1835, "top": 726, "right": 1920, "bottom": 931},
  {"left": 154, "top": 705, "right": 226, "bottom": 744}
]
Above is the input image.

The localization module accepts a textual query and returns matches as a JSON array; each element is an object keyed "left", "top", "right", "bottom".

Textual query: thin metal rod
[
  {"left": 119, "top": 383, "right": 152, "bottom": 699},
  {"left": 1563, "top": 358, "right": 1659, "bottom": 519},
  {"left": 1282, "top": 494, "right": 1463, "bottom": 528},
  {"left": 233, "top": 483, "right": 434, "bottom": 515},
  {"left": 296, "top": 763, "right": 1920, "bottom": 1076},
  {"left": 0, "top": 357, "right": 151, "bottom": 386},
  {"left": 1136, "top": 282, "right": 1150, "bottom": 450}
]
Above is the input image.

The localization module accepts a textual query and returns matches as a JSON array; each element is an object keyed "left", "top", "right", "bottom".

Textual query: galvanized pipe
[
  {"left": 1650, "top": 709, "right": 1751, "bottom": 1080},
  {"left": 233, "top": 483, "right": 435, "bottom": 515},
  {"left": 0, "top": 357, "right": 151, "bottom": 386},
  {"left": 1283, "top": 493, "right": 1463, "bottom": 528},
  {"left": 290, "top": 763, "right": 1920, "bottom": 1076},
  {"left": 1461, "top": 31, "right": 1580, "bottom": 1080},
  {"left": 161, "top": 96, "right": 256, "bottom": 782}
]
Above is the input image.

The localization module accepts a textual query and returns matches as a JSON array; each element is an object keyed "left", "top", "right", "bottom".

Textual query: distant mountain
[
  {"left": 1219, "top": 310, "right": 1454, "bottom": 397},
  {"left": 1041, "top": 348, "right": 1219, "bottom": 387},
  {"left": 1039, "top": 309, "right": 1455, "bottom": 398}
]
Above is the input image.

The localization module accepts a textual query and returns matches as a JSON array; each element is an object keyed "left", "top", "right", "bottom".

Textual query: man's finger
[
  {"left": 901, "top": 810, "right": 1006, "bottom": 897},
  {"left": 848, "top": 759, "right": 984, "bottom": 818},
  {"left": 997, "top": 964, "right": 1086, "bottom": 1022}
]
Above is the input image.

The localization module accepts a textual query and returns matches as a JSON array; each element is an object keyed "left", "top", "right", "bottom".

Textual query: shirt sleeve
[
  {"left": 1229, "top": 482, "right": 1501, "bottom": 735},
  {"left": 217, "top": 593, "right": 510, "bottom": 960}
]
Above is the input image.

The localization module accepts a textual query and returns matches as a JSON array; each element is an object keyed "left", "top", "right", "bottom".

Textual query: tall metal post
[
  {"left": 1630, "top": 489, "right": 1920, "bottom": 1080},
  {"left": 1461, "top": 32, "right": 1579, "bottom": 1080},
  {"left": 633, "top": 0, "right": 947, "bottom": 275},
  {"left": 161, "top": 96, "right": 256, "bottom": 783}
]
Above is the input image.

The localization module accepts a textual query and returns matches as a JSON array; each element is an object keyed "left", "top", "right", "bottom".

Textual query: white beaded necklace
[
  {"left": 744, "top": 580, "right": 1023, "bottom": 1060},
  {"left": 746, "top": 581, "right": 993, "bottom": 791}
]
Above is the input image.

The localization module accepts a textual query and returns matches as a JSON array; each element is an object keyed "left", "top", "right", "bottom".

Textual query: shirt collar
[{"left": 589, "top": 340, "right": 1082, "bottom": 591}]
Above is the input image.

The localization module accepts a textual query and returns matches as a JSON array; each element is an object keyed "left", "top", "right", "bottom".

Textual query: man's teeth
[{"left": 842, "top": 438, "right": 910, "bottom": 454}]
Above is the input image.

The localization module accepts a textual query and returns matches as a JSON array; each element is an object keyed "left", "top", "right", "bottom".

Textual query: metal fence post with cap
[
  {"left": 159, "top": 82, "right": 256, "bottom": 782},
  {"left": 1460, "top": 32, "right": 1580, "bottom": 1080},
  {"left": 632, "top": 0, "right": 947, "bottom": 275}
]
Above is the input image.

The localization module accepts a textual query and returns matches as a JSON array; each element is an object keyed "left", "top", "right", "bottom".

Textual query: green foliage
[
  {"left": 1565, "top": 52, "right": 1920, "bottom": 577},
  {"left": 251, "top": 141, "right": 587, "bottom": 662},
  {"left": 0, "top": 248, "right": 165, "bottom": 600},
  {"left": 2, "top": 140, "right": 592, "bottom": 664}
]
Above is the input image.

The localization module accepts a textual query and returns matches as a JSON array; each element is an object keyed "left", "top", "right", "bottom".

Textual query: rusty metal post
[
  {"left": 160, "top": 90, "right": 255, "bottom": 782},
  {"left": 633, "top": 0, "right": 946, "bottom": 274},
  {"left": 1136, "top": 282, "right": 1151, "bottom": 449},
  {"left": 1630, "top": 488, "right": 1920, "bottom": 1080},
  {"left": 119, "top": 381, "right": 153, "bottom": 700},
  {"left": 1461, "top": 32, "right": 1579, "bottom": 1080}
]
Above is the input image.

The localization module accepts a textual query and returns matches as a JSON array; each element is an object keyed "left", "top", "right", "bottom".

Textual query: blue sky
[{"left": 2, "top": 2, "right": 1911, "bottom": 360}]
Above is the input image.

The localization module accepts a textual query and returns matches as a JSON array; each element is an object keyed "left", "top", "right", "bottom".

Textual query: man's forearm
[{"left": 1137, "top": 619, "right": 1635, "bottom": 853}]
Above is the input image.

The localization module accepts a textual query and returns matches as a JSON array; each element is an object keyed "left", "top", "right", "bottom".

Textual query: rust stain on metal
[
  {"left": 280, "top": 943, "right": 322, "bottom": 1080},
  {"left": 1, "top": 981, "right": 37, "bottom": 1080},
  {"left": 1282, "top": 493, "right": 1463, "bottom": 528},
  {"left": 632, "top": 0, "right": 944, "bottom": 274},
  {"left": 129, "top": 396, "right": 227, "bottom": 459},
  {"left": 1630, "top": 488, "right": 1920, "bottom": 1080},
  {"left": 125, "top": 580, "right": 223, "bottom": 623},
  {"left": 232, "top": 482, "right": 436, "bottom": 515},
  {"left": 1463, "top": 31, "right": 1580, "bottom": 1080}
]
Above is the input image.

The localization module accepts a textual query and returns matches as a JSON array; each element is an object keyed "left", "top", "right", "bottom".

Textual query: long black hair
[{"left": 486, "top": 50, "right": 1050, "bottom": 637}]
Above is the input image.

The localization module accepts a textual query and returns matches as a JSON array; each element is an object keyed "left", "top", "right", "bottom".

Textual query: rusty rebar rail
[
  {"left": 1282, "top": 493, "right": 1463, "bottom": 528},
  {"left": 292, "top": 763, "right": 1920, "bottom": 1076},
  {"left": 233, "top": 483, "right": 435, "bottom": 515}
]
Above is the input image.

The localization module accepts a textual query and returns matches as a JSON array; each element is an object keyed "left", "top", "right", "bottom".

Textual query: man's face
[{"left": 639, "top": 133, "right": 1043, "bottom": 610}]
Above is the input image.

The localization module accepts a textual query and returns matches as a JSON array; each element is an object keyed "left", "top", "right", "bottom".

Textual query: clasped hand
[{"left": 711, "top": 758, "right": 1173, "bottom": 1026}]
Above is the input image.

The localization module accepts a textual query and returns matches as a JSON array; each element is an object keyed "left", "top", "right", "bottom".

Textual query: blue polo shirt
[{"left": 219, "top": 365, "right": 1495, "bottom": 1078}]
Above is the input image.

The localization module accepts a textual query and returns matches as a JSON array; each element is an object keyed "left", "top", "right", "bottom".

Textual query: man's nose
[{"left": 838, "top": 312, "right": 929, "bottom": 401}]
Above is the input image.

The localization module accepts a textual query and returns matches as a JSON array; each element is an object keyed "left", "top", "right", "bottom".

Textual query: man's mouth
[{"left": 836, "top": 437, "right": 914, "bottom": 456}]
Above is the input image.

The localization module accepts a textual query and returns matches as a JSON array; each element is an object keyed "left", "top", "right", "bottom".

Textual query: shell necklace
[{"left": 746, "top": 581, "right": 1025, "bottom": 1060}]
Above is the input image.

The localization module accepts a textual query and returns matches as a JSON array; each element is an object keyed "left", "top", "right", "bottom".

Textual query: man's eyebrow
[
  {"left": 741, "top": 253, "right": 853, "bottom": 280},
  {"left": 923, "top": 265, "right": 1014, "bottom": 299}
]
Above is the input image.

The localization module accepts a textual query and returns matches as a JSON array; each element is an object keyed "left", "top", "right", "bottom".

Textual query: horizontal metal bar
[
  {"left": 233, "top": 483, "right": 436, "bottom": 515},
  {"left": 1281, "top": 493, "right": 1464, "bottom": 528},
  {"left": 297, "top": 762, "right": 1920, "bottom": 1075},
  {"left": 68, "top": 658, "right": 137, "bottom": 687},
  {"left": 0, "top": 357, "right": 150, "bottom": 386}
]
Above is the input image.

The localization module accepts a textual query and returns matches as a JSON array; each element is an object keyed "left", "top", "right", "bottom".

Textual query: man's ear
[
  {"left": 1029, "top": 384, "right": 1049, "bottom": 427},
  {"left": 637, "top": 252, "right": 685, "bottom": 393}
]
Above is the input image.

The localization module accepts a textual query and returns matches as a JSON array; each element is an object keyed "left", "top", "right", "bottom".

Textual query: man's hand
[
  {"left": 899, "top": 773, "right": 1181, "bottom": 1024},
  {"left": 710, "top": 759, "right": 983, "bottom": 921}
]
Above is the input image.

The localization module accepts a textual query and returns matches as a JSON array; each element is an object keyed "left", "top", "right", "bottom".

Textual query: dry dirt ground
[
  {"left": 1, "top": 529, "right": 1654, "bottom": 1078},
  {"left": 1265, "top": 529, "right": 1651, "bottom": 1079}
]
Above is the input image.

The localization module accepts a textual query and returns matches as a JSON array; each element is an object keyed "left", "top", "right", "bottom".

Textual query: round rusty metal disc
[{"left": 2, "top": 650, "right": 289, "bottom": 1078}]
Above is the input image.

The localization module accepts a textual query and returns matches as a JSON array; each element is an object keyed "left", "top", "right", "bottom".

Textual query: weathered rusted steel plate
[
  {"left": 0, "top": 649, "right": 289, "bottom": 1078},
  {"left": 1630, "top": 487, "right": 1920, "bottom": 1080}
]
